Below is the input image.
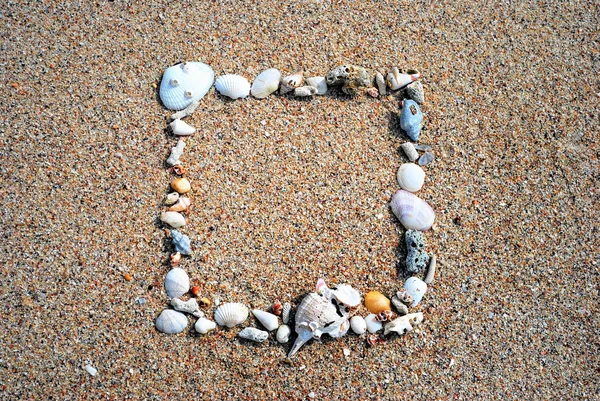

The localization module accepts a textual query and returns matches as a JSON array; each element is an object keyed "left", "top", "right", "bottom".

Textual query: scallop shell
[
  {"left": 404, "top": 277, "right": 427, "bottom": 307},
  {"left": 194, "top": 317, "right": 216, "bottom": 334},
  {"left": 252, "top": 309, "right": 279, "bottom": 331},
  {"left": 171, "top": 177, "right": 191, "bottom": 194},
  {"left": 384, "top": 312, "right": 424, "bottom": 336},
  {"left": 214, "top": 303, "right": 249, "bottom": 328},
  {"left": 251, "top": 68, "right": 281, "bottom": 99},
  {"left": 365, "top": 313, "right": 382, "bottom": 333},
  {"left": 170, "top": 119, "right": 196, "bottom": 136},
  {"left": 390, "top": 190, "right": 435, "bottom": 231},
  {"left": 171, "top": 229, "right": 191, "bottom": 255},
  {"left": 168, "top": 197, "right": 191, "bottom": 212},
  {"left": 215, "top": 74, "right": 250, "bottom": 100},
  {"left": 238, "top": 327, "right": 268, "bottom": 343},
  {"left": 280, "top": 72, "right": 304, "bottom": 94},
  {"left": 276, "top": 324, "right": 291, "bottom": 343},
  {"left": 159, "top": 62, "right": 214, "bottom": 111},
  {"left": 364, "top": 291, "right": 391, "bottom": 314},
  {"left": 397, "top": 163, "right": 425, "bottom": 192},
  {"left": 160, "top": 211, "right": 186, "bottom": 228},
  {"left": 164, "top": 267, "right": 190, "bottom": 298},
  {"left": 350, "top": 315, "right": 367, "bottom": 334},
  {"left": 155, "top": 309, "right": 188, "bottom": 334},
  {"left": 305, "top": 76, "right": 327, "bottom": 95}
]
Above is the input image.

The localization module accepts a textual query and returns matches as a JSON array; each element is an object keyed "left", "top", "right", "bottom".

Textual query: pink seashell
[
  {"left": 168, "top": 197, "right": 191, "bottom": 212},
  {"left": 390, "top": 190, "right": 435, "bottom": 231}
]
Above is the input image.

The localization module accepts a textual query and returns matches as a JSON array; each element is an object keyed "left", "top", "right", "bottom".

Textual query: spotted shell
[
  {"left": 390, "top": 190, "right": 435, "bottom": 231},
  {"left": 214, "top": 302, "right": 249, "bottom": 328}
]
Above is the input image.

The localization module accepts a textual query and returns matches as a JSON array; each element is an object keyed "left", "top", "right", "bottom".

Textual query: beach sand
[{"left": 0, "top": 0, "right": 598, "bottom": 399}]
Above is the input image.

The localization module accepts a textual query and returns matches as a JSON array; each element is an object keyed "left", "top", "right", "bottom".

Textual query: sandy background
[{"left": 1, "top": 0, "right": 598, "bottom": 399}]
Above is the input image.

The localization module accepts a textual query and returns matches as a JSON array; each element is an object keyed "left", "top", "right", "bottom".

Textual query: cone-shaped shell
[
  {"left": 164, "top": 267, "right": 190, "bottom": 298},
  {"left": 390, "top": 190, "right": 435, "bottom": 231},
  {"left": 251, "top": 68, "right": 281, "bottom": 99},
  {"left": 214, "top": 303, "right": 249, "bottom": 328},
  {"left": 160, "top": 211, "right": 186, "bottom": 228},
  {"left": 171, "top": 229, "right": 191, "bottom": 255},
  {"left": 170, "top": 119, "right": 196, "bottom": 136},
  {"left": 404, "top": 277, "right": 427, "bottom": 307},
  {"left": 215, "top": 74, "right": 250, "bottom": 100},
  {"left": 386, "top": 67, "right": 420, "bottom": 90},
  {"left": 159, "top": 62, "right": 214, "bottom": 110},
  {"left": 252, "top": 309, "right": 279, "bottom": 331},
  {"left": 397, "top": 163, "right": 425, "bottom": 192},
  {"left": 364, "top": 291, "right": 391, "bottom": 314},
  {"left": 155, "top": 309, "right": 188, "bottom": 334}
]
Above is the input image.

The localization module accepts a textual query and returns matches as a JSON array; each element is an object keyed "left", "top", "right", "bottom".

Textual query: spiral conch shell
[{"left": 390, "top": 190, "right": 435, "bottom": 231}]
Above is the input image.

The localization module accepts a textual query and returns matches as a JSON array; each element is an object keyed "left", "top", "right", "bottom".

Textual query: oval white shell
[
  {"left": 214, "top": 302, "right": 249, "bottom": 328},
  {"left": 390, "top": 190, "right": 435, "bottom": 231},
  {"left": 215, "top": 74, "right": 250, "bottom": 99},
  {"left": 164, "top": 268, "right": 190, "bottom": 298},
  {"left": 251, "top": 68, "right": 281, "bottom": 99},
  {"left": 350, "top": 315, "right": 367, "bottom": 334},
  {"left": 164, "top": 192, "right": 180, "bottom": 206},
  {"left": 404, "top": 277, "right": 427, "bottom": 307},
  {"left": 194, "top": 317, "right": 217, "bottom": 334},
  {"left": 170, "top": 119, "right": 196, "bottom": 136},
  {"left": 276, "top": 324, "right": 291, "bottom": 343},
  {"left": 365, "top": 313, "right": 382, "bottom": 333},
  {"left": 305, "top": 76, "right": 327, "bottom": 95},
  {"left": 155, "top": 309, "right": 188, "bottom": 334},
  {"left": 160, "top": 62, "right": 215, "bottom": 111},
  {"left": 160, "top": 211, "right": 186, "bottom": 229},
  {"left": 238, "top": 327, "right": 268, "bottom": 342},
  {"left": 252, "top": 309, "right": 279, "bottom": 331},
  {"left": 397, "top": 163, "right": 425, "bottom": 192}
]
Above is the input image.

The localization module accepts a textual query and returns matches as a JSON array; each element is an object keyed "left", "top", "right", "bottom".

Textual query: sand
[{"left": 0, "top": 0, "right": 598, "bottom": 399}]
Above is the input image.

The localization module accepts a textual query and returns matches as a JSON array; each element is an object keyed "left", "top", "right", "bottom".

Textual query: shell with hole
[
  {"left": 214, "top": 302, "right": 249, "bottom": 328},
  {"left": 164, "top": 267, "right": 190, "bottom": 298},
  {"left": 386, "top": 67, "right": 420, "bottom": 90},
  {"left": 251, "top": 68, "right": 281, "bottom": 99},
  {"left": 215, "top": 74, "right": 250, "bottom": 100},
  {"left": 238, "top": 327, "right": 268, "bottom": 343},
  {"left": 397, "top": 163, "right": 425, "bottom": 192},
  {"left": 400, "top": 99, "right": 423, "bottom": 141},
  {"left": 384, "top": 312, "right": 424, "bottom": 336},
  {"left": 170, "top": 119, "right": 196, "bottom": 136},
  {"left": 160, "top": 62, "right": 214, "bottom": 110},
  {"left": 280, "top": 72, "right": 304, "bottom": 94},
  {"left": 170, "top": 298, "right": 203, "bottom": 318},
  {"left": 390, "top": 190, "right": 435, "bottom": 231},
  {"left": 155, "top": 309, "right": 188, "bottom": 334}
]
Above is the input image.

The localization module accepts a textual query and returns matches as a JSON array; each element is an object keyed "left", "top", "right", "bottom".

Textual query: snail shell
[
  {"left": 164, "top": 267, "right": 190, "bottom": 298},
  {"left": 282, "top": 302, "right": 291, "bottom": 324},
  {"left": 168, "top": 197, "right": 191, "bottom": 212},
  {"left": 390, "top": 190, "right": 435, "bottom": 231},
  {"left": 364, "top": 291, "right": 391, "bottom": 314},
  {"left": 214, "top": 302, "right": 249, "bottom": 328},
  {"left": 170, "top": 229, "right": 191, "bottom": 255},
  {"left": 170, "top": 119, "right": 196, "bottom": 136},
  {"left": 155, "top": 309, "right": 188, "bottom": 334}
]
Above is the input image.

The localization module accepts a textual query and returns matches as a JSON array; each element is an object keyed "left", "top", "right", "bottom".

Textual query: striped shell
[
  {"left": 215, "top": 74, "right": 250, "bottom": 99},
  {"left": 159, "top": 62, "right": 214, "bottom": 110},
  {"left": 294, "top": 293, "right": 341, "bottom": 330},
  {"left": 155, "top": 309, "right": 188, "bottom": 334},
  {"left": 397, "top": 163, "right": 425, "bottom": 192},
  {"left": 164, "top": 268, "right": 190, "bottom": 298},
  {"left": 390, "top": 190, "right": 435, "bottom": 231},
  {"left": 214, "top": 302, "right": 249, "bottom": 328}
]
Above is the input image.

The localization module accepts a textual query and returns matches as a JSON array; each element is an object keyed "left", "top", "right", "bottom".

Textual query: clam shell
[
  {"left": 164, "top": 267, "right": 190, "bottom": 298},
  {"left": 397, "top": 163, "right": 425, "bottom": 192},
  {"left": 171, "top": 177, "right": 191, "bottom": 194},
  {"left": 215, "top": 74, "right": 250, "bottom": 100},
  {"left": 404, "top": 277, "right": 427, "bottom": 307},
  {"left": 276, "top": 324, "right": 291, "bottom": 343},
  {"left": 160, "top": 211, "right": 186, "bottom": 228},
  {"left": 170, "top": 119, "right": 196, "bottom": 136},
  {"left": 194, "top": 317, "right": 216, "bottom": 334},
  {"left": 238, "top": 327, "right": 268, "bottom": 343},
  {"left": 364, "top": 291, "right": 391, "bottom": 314},
  {"left": 155, "top": 309, "right": 188, "bottom": 334},
  {"left": 171, "top": 229, "right": 191, "bottom": 255},
  {"left": 160, "top": 62, "right": 214, "bottom": 111},
  {"left": 252, "top": 309, "right": 279, "bottom": 331},
  {"left": 365, "top": 313, "right": 382, "bottom": 333},
  {"left": 305, "top": 76, "right": 327, "bottom": 95},
  {"left": 168, "top": 197, "right": 191, "bottom": 212},
  {"left": 390, "top": 190, "right": 435, "bottom": 231},
  {"left": 280, "top": 72, "right": 304, "bottom": 94},
  {"left": 250, "top": 68, "right": 281, "bottom": 99},
  {"left": 350, "top": 315, "right": 367, "bottom": 335},
  {"left": 214, "top": 303, "right": 249, "bottom": 328}
]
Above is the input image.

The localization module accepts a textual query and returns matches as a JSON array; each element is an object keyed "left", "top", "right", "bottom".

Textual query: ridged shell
[
  {"left": 164, "top": 268, "right": 190, "bottom": 298},
  {"left": 282, "top": 302, "right": 291, "bottom": 324},
  {"left": 294, "top": 293, "right": 341, "bottom": 329},
  {"left": 350, "top": 315, "right": 367, "bottom": 334},
  {"left": 215, "top": 74, "right": 250, "bottom": 99},
  {"left": 404, "top": 277, "right": 427, "bottom": 307},
  {"left": 171, "top": 229, "right": 191, "bottom": 255},
  {"left": 280, "top": 72, "right": 304, "bottom": 94},
  {"left": 170, "top": 119, "right": 196, "bottom": 136},
  {"left": 390, "top": 190, "right": 435, "bottom": 231},
  {"left": 194, "top": 317, "right": 216, "bottom": 334},
  {"left": 155, "top": 309, "right": 188, "bottom": 334},
  {"left": 305, "top": 76, "right": 328, "bottom": 95},
  {"left": 251, "top": 68, "right": 281, "bottom": 99},
  {"left": 160, "top": 211, "right": 186, "bottom": 228},
  {"left": 159, "top": 62, "right": 214, "bottom": 111},
  {"left": 364, "top": 291, "right": 391, "bottom": 314},
  {"left": 397, "top": 163, "right": 425, "bottom": 192},
  {"left": 252, "top": 309, "right": 279, "bottom": 331},
  {"left": 214, "top": 303, "right": 249, "bottom": 328}
]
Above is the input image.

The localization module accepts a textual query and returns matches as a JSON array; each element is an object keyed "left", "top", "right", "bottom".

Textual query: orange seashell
[
  {"left": 190, "top": 285, "right": 201, "bottom": 297},
  {"left": 124, "top": 273, "right": 132, "bottom": 281},
  {"left": 171, "top": 177, "right": 191, "bottom": 194},
  {"left": 168, "top": 197, "right": 191, "bottom": 212},
  {"left": 364, "top": 291, "right": 391, "bottom": 314},
  {"left": 199, "top": 297, "right": 211, "bottom": 308},
  {"left": 271, "top": 300, "right": 283, "bottom": 316}
]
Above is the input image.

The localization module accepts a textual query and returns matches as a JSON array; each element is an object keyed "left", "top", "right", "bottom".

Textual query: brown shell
[{"left": 364, "top": 291, "right": 391, "bottom": 314}]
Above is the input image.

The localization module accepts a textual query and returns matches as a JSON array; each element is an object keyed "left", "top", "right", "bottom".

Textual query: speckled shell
[
  {"left": 251, "top": 68, "right": 281, "bottom": 99},
  {"left": 390, "top": 190, "right": 435, "bottom": 231},
  {"left": 404, "top": 277, "right": 427, "bottom": 307},
  {"left": 364, "top": 291, "right": 391, "bottom": 314},
  {"left": 160, "top": 62, "right": 214, "bottom": 111},
  {"left": 214, "top": 303, "right": 249, "bottom": 328},
  {"left": 215, "top": 74, "right": 250, "bottom": 100},
  {"left": 397, "top": 163, "right": 425, "bottom": 192},
  {"left": 294, "top": 292, "right": 341, "bottom": 330},
  {"left": 160, "top": 211, "right": 186, "bottom": 228},
  {"left": 282, "top": 302, "right": 291, "bottom": 324},
  {"left": 155, "top": 309, "right": 188, "bottom": 334},
  {"left": 406, "top": 81, "right": 424, "bottom": 104},
  {"left": 401, "top": 142, "right": 419, "bottom": 162},
  {"left": 164, "top": 267, "right": 190, "bottom": 298},
  {"left": 384, "top": 312, "right": 424, "bottom": 336},
  {"left": 238, "top": 327, "right": 268, "bottom": 342}
]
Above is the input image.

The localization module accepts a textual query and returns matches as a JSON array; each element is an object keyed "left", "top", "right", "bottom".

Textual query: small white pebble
[
  {"left": 308, "top": 392, "right": 315, "bottom": 398},
  {"left": 449, "top": 358, "right": 455, "bottom": 368},
  {"left": 261, "top": 120, "right": 267, "bottom": 125},
  {"left": 376, "top": 213, "right": 384, "bottom": 219},
  {"left": 343, "top": 348, "right": 351, "bottom": 357},
  {"left": 85, "top": 364, "right": 97, "bottom": 376}
]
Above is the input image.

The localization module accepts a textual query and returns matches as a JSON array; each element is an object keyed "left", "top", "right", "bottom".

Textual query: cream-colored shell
[
  {"left": 214, "top": 303, "right": 249, "bottom": 328},
  {"left": 384, "top": 312, "right": 424, "bottom": 335},
  {"left": 276, "top": 324, "right": 291, "bottom": 343},
  {"left": 160, "top": 211, "right": 186, "bottom": 228},
  {"left": 404, "top": 277, "right": 427, "bottom": 307},
  {"left": 170, "top": 119, "right": 196, "bottom": 136},
  {"left": 164, "top": 268, "right": 190, "bottom": 298},
  {"left": 252, "top": 309, "right": 279, "bottom": 331},
  {"left": 365, "top": 313, "right": 382, "bottom": 333},
  {"left": 350, "top": 315, "right": 367, "bottom": 335},
  {"left": 397, "top": 163, "right": 425, "bottom": 192},
  {"left": 280, "top": 72, "right": 304, "bottom": 94},
  {"left": 251, "top": 68, "right": 281, "bottom": 99},
  {"left": 194, "top": 317, "right": 217, "bottom": 334}
]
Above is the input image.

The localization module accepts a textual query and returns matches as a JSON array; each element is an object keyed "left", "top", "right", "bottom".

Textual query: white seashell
[
  {"left": 215, "top": 74, "right": 250, "bottom": 100},
  {"left": 164, "top": 192, "right": 180, "bottom": 206},
  {"left": 401, "top": 142, "right": 419, "bottom": 162},
  {"left": 166, "top": 139, "right": 186, "bottom": 166},
  {"left": 214, "top": 303, "right": 249, "bottom": 328},
  {"left": 164, "top": 268, "right": 190, "bottom": 298},
  {"left": 365, "top": 313, "right": 382, "bottom": 333},
  {"left": 386, "top": 67, "right": 420, "bottom": 90},
  {"left": 305, "top": 76, "right": 328, "bottom": 95},
  {"left": 169, "top": 119, "right": 196, "bottom": 136},
  {"left": 282, "top": 302, "right": 291, "bottom": 324},
  {"left": 375, "top": 72, "right": 386, "bottom": 95},
  {"left": 280, "top": 72, "right": 304, "bottom": 94},
  {"left": 384, "top": 312, "right": 424, "bottom": 336},
  {"left": 194, "top": 317, "right": 217, "bottom": 334},
  {"left": 160, "top": 211, "right": 186, "bottom": 229},
  {"left": 425, "top": 254, "right": 437, "bottom": 284},
  {"left": 170, "top": 298, "right": 203, "bottom": 318},
  {"left": 397, "top": 163, "right": 426, "bottom": 192},
  {"left": 250, "top": 68, "right": 281, "bottom": 99},
  {"left": 276, "top": 324, "right": 291, "bottom": 343},
  {"left": 85, "top": 364, "right": 97, "bottom": 376},
  {"left": 293, "top": 86, "right": 317, "bottom": 97},
  {"left": 390, "top": 190, "right": 435, "bottom": 231},
  {"left": 155, "top": 309, "right": 188, "bottom": 334},
  {"left": 404, "top": 277, "right": 427, "bottom": 307},
  {"left": 350, "top": 315, "right": 367, "bottom": 335},
  {"left": 238, "top": 327, "right": 268, "bottom": 343},
  {"left": 168, "top": 197, "right": 191, "bottom": 212},
  {"left": 252, "top": 309, "right": 279, "bottom": 331},
  {"left": 160, "top": 62, "right": 214, "bottom": 110}
]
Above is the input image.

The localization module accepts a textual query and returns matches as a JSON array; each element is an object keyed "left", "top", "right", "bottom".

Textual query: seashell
[
  {"left": 168, "top": 197, "right": 191, "bottom": 212},
  {"left": 339, "top": 65, "right": 372, "bottom": 96},
  {"left": 405, "top": 229, "right": 430, "bottom": 274},
  {"left": 214, "top": 303, "right": 249, "bottom": 328},
  {"left": 390, "top": 190, "right": 435, "bottom": 231},
  {"left": 293, "top": 86, "right": 317, "bottom": 97},
  {"left": 170, "top": 297, "right": 203, "bottom": 318},
  {"left": 164, "top": 192, "right": 180, "bottom": 206},
  {"left": 391, "top": 296, "right": 409, "bottom": 315},
  {"left": 326, "top": 65, "right": 350, "bottom": 86},
  {"left": 406, "top": 81, "right": 424, "bottom": 104},
  {"left": 170, "top": 99, "right": 200, "bottom": 121},
  {"left": 252, "top": 309, "right": 279, "bottom": 331},
  {"left": 172, "top": 165, "right": 187, "bottom": 176},
  {"left": 386, "top": 67, "right": 420, "bottom": 90},
  {"left": 84, "top": 364, "right": 97, "bottom": 376},
  {"left": 418, "top": 151, "right": 435, "bottom": 166},
  {"left": 282, "top": 302, "right": 291, "bottom": 324},
  {"left": 160, "top": 211, "right": 186, "bottom": 228},
  {"left": 350, "top": 315, "right": 367, "bottom": 335},
  {"left": 164, "top": 267, "right": 190, "bottom": 298},
  {"left": 316, "top": 280, "right": 362, "bottom": 312},
  {"left": 395, "top": 290, "right": 413, "bottom": 305},
  {"left": 305, "top": 76, "right": 327, "bottom": 95},
  {"left": 166, "top": 139, "right": 186, "bottom": 166},
  {"left": 365, "top": 313, "right": 383, "bottom": 333},
  {"left": 238, "top": 327, "right": 268, "bottom": 343},
  {"left": 170, "top": 252, "right": 181, "bottom": 266},
  {"left": 276, "top": 324, "right": 291, "bottom": 343},
  {"left": 384, "top": 312, "right": 424, "bottom": 336},
  {"left": 404, "top": 277, "right": 427, "bottom": 307},
  {"left": 367, "top": 333, "right": 384, "bottom": 346},
  {"left": 401, "top": 142, "right": 419, "bottom": 162},
  {"left": 425, "top": 254, "right": 437, "bottom": 284},
  {"left": 199, "top": 297, "right": 211, "bottom": 308},
  {"left": 397, "top": 163, "right": 425, "bottom": 192},
  {"left": 160, "top": 62, "right": 214, "bottom": 111},
  {"left": 271, "top": 300, "right": 283, "bottom": 315},
  {"left": 280, "top": 72, "right": 304, "bottom": 94},
  {"left": 170, "top": 229, "right": 191, "bottom": 255},
  {"left": 375, "top": 72, "right": 386, "bottom": 95},
  {"left": 250, "top": 68, "right": 281, "bottom": 99},
  {"left": 414, "top": 144, "right": 432, "bottom": 152},
  {"left": 194, "top": 317, "right": 216, "bottom": 334},
  {"left": 375, "top": 310, "right": 395, "bottom": 323},
  {"left": 364, "top": 291, "right": 391, "bottom": 314},
  {"left": 171, "top": 177, "right": 191, "bottom": 194},
  {"left": 215, "top": 74, "right": 251, "bottom": 100},
  {"left": 190, "top": 285, "right": 200, "bottom": 297},
  {"left": 155, "top": 309, "right": 188, "bottom": 334},
  {"left": 367, "top": 87, "right": 379, "bottom": 98},
  {"left": 399, "top": 99, "right": 423, "bottom": 141},
  {"left": 170, "top": 119, "right": 196, "bottom": 136}
]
